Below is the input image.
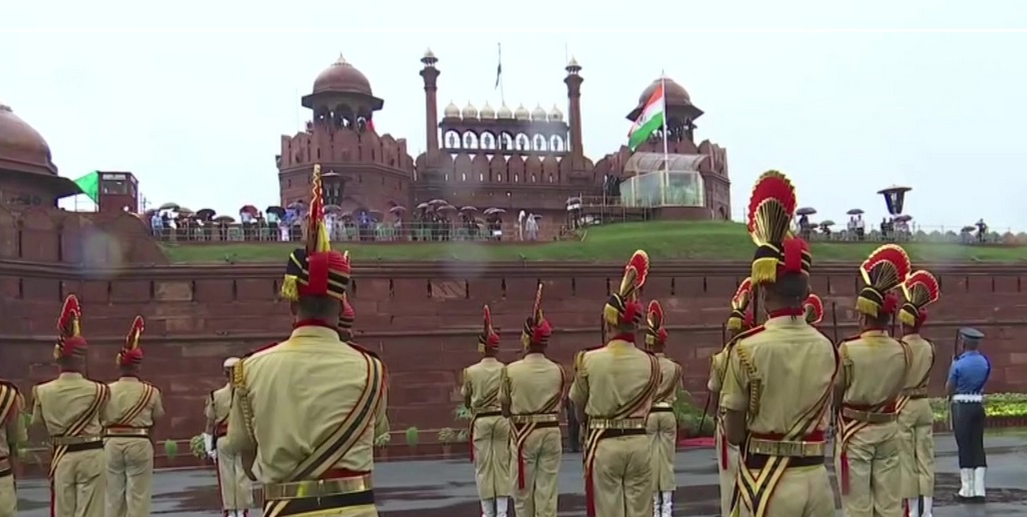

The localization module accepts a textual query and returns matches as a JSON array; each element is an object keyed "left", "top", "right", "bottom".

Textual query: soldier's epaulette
[
  {"left": 242, "top": 341, "right": 281, "bottom": 359},
  {"left": 726, "top": 324, "right": 766, "bottom": 349},
  {"left": 346, "top": 341, "right": 381, "bottom": 361}
]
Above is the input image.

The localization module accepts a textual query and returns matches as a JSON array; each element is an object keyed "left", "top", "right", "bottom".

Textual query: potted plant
[
  {"left": 164, "top": 440, "right": 179, "bottom": 466},
  {"left": 438, "top": 428, "right": 457, "bottom": 457},
  {"left": 374, "top": 432, "right": 392, "bottom": 461},
  {"left": 405, "top": 427, "right": 420, "bottom": 456}
]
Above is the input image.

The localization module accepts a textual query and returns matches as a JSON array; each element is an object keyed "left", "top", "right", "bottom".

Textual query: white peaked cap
[{"left": 223, "top": 357, "right": 240, "bottom": 368}]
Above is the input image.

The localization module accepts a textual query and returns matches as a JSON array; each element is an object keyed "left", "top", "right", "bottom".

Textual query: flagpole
[
  {"left": 660, "top": 71, "right": 670, "bottom": 205},
  {"left": 497, "top": 43, "right": 506, "bottom": 106}
]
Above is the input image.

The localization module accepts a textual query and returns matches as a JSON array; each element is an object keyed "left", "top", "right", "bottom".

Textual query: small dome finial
[
  {"left": 421, "top": 48, "right": 438, "bottom": 66},
  {"left": 565, "top": 56, "right": 581, "bottom": 74}
]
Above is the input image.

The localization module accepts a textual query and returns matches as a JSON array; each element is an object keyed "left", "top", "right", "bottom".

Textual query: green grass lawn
[{"left": 161, "top": 221, "right": 1027, "bottom": 264}]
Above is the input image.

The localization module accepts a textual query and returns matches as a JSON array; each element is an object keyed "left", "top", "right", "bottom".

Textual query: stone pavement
[{"left": 14, "top": 432, "right": 1027, "bottom": 516}]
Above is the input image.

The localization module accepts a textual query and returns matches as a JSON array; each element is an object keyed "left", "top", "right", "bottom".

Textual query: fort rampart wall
[{"left": 2, "top": 259, "right": 1026, "bottom": 440}]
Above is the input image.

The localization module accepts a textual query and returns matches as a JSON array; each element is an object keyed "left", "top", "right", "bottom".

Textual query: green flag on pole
[{"left": 73, "top": 171, "right": 100, "bottom": 203}]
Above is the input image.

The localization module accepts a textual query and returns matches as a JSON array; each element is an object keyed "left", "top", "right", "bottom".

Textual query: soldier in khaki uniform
[
  {"left": 643, "top": 300, "right": 681, "bottom": 517},
  {"left": 570, "top": 250, "right": 661, "bottom": 517},
  {"left": 719, "top": 171, "right": 837, "bottom": 517},
  {"left": 709, "top": 278, "right": 752, "bottom": 517},
  {"left": 223, "top": 164, "right": 388, "bottom": 517},
  {"left": 835, "top": 244, "right": 913, "bottom": 517},
  {"left": 463, "top": 305, "right": 512, "bottom": 517},
  {"left": 0, "top": 376, "right": 27, "bottom": 517},
  {"left": 103, "top": 316, "right": 166, "bottom": 517},
  {"left": 205, "top": 357, "right": 252, "bottom": 517},
  {"left": 32, "top": 295, "right": 111, "bottom": 517},
  {"left": 897, "top": 271, "right": 940, "bottom": 517},
  {"left": 499, "top": 284, "right": 564, "bottom": 517}
]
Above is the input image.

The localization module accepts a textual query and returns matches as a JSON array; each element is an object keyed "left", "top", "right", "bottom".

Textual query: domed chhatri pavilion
[
  {"left": 277, "top": 51, "right": 733, "bottom": 221},
  {"left": 0, "top": 103, "right": 80, "bottom": 208}
]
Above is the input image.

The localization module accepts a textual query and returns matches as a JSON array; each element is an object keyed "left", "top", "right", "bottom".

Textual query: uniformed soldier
[
  {"left": 103, "top": 315, "right": 166, "bottom": 517},
  {"left": 0, "top": 374, "right": 27, "bottom": 517},
  {"left": 802, "top": 293, "right": 824, "bottom": 326},
  {"left": 897, "top": 271, "right": 940, "bottom": 517},
  {"left": 947, "top": 327, "right": 990, "bottom": 503},
  {"left": 719, "top": 171, "right": 838, "bottom": 517},
  {"left": 709, "top": 278, "right": 752, "bottom": 517},
  {"left": 499, "top": 283, "right": 564, "bottom": 517},
  {"left": 463, "top": 305, "right": 512, "bottom": 517},
  {"left": 570, "top": 250, "right": 661, "bottom": 517},
  {"left": 835, "top": 244, "right": 913, "bottom": 517},
  {"left": 644, "top": 300, "right": 682, "bottom": 517},
  {"left": 204, "top": 357, "right": 252, "bottom": 517},
  {"left": 32, "top": 295, "right": 110, "bottom": 517},
  {"left": 222, "top": 164, "right": 388, "bottom": 517}
]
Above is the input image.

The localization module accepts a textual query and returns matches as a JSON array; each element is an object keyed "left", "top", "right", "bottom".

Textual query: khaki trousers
[
  {"left": 646, "top": 412, "right": 677, "bottom": 492},
  {"left": 216, "top": 439, "right": 253, "bottom": 510},
  {"left": 510, "top": 426, "right": 561, "bottom": 517},
  {"left": 837, "top": 422, "right": 902, "bottom": 517},
  {"left": 897, "top": 399, "right": 935, "bottom": 498},
  {"left": 52, "top": 448, "right": 106, "bottom": 517},
  {"left": 472, "top": 415, "right": 512, "bottom": 500},
  {"left": 104, "top": 437, "right": 154, "bottom": 517},
  {"left": 0, "top": 474, "right": 14, "bottom": 517},
  {"left": 591, "top": 434, "right": 652, "bottom": 517},
  {"left": 736, "top": 465, "right": 834, "bottom": 517},
  {"left": 714, "top": 424, "right": 738, "bottom": 517}
]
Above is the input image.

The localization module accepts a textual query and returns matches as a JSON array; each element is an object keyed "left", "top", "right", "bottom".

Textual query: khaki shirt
[
  {"left": 569, "top": 338, "right": 660, "bottom": 420},
  {"left": 205, "top": 383, "right": 233, "bottom": 434},
  {"left": 500, "top": 354, "right": 565, "bottom": 416},
  {"left": 0, "top": 381, "right": 26, "bottom": 460},
  {"left": 103, "top": 377, "right": 165, "bottom": 429},
  {"left": 839, "top": 330, "right": 909, "bottom": 408},
  {"left": 223, "top": 326, "right": 389, "bottom": 482},
  {"left": 462, "top": 357, "right": 505, "bottom": 414},
  {"left": 900, "top": 334, "right": 935, "bottom": 391},
  {"left": 720, "top": 316, "right": 837, "bottom": 435},
  {"left": 707, "top": 350, "right": 728, "bottom": 393},
  {"left": 32, "top": 372, "right": 110, "bottom": 438},
  {"left": 653, "top": 354, "right": 682, "bottom": 405}
]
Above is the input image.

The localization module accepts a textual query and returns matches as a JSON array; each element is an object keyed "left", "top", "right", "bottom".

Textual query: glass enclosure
[{"left": 619, "top": 152, "right": 706, "bottom": 207}]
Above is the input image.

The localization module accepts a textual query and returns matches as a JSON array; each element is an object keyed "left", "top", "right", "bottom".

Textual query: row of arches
[{"left": 443, "top": 130, "right": 567, "bottom": 153}]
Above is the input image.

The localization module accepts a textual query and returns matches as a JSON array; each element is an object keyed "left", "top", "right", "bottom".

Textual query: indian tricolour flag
[{"left": 627, "top": 82, "right": 666, "bottom": 152}]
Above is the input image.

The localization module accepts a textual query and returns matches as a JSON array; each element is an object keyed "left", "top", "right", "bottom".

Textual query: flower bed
[{"left": 930, "top": 392, "right": 1027, "bottom": 432}]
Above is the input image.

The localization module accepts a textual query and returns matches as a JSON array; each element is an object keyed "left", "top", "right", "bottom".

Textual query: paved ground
[{"left": 14, "top": 432, "right": 1027, "bottom": 516}]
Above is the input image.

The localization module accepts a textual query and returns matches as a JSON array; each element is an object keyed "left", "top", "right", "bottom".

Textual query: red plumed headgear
[
  {"left": 747, "top": 171, "right": 811, "bottom": 284},
  {"left": 604, "top": 250, "right": 650, "bottom": 330},
  {"left": 857, "top": 244, "right": 911, "bottom": 317},
  {"left": 803, "top": 294, "right": 824, "bottom": 326},
  {"left": 521, "top": 283, "right": 553, "bottom": 349},
  {"left": 281, "top": 165, "right": 351, "bottom": 302},
  {"left": 726, "top": 277, "right": 753, "bottom": 331},
  {"left": 54, "top": 295, "right": 87, "bottom": 360},
  {"left": 478, "top": 305, "right": 500, "bottom": 352},
  {"left": 900, "top": 270, "right": 940, "bottom": 328},
  {"left": 645, "top": 300, "right": 668, "bottom": 349},
  {"left": 116, "top": 316, "right": 145, "bottom": 367}
]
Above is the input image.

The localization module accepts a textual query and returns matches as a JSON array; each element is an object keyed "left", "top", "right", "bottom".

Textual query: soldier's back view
[
  {"left": 32, "top": 295, "right": 110, "bottom": 517},
  {"left": 0, "top": 377, "right": 26, "bottom": 517}
]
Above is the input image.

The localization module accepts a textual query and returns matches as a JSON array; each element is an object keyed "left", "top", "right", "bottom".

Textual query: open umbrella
[
  {"left": 532, "top": 214, "right": 543, "bottom": 220},
  {"left": 416, "top": 202, "right": 430, "bottom": 210},
  {"left": 266, "top": 206, "right": 285, "bottom": 218},
  {"left": 340, "top": 212, "right": 354, "bottom": 220},
  {"left": 961, "top": 225, "right": 976, "bottom": 233},
  {"left": 460, "top": 206, "right": 478, "bottom": 212},
  {"left": 437, "top": 205, "right": 458, "bottom": 214},
  {"left": 158, "top": 202, "right": 179, "bottom": 211},
  {"left": 820, "top": 220, "right": 836, "bottom": 227},
  {"left": 894, "top": 214, "right": 913, "bottom": 223},
  {"left": 483, "top": 207, "right": 507, "bottom": 215},
  {"left": 846, "top": 208, "right": 864, "bottom": 216},
  {"left": 239, "top": 205, "right": 258, "bottom": 216},
  {"left": 796, "top": 207, "right": 817, "bottom": 216},
  {"left": 428, "top": 199, "right": 448, "bottom": 206},
  {"left": 196, "top": 208, "right": 216, "bottom": 221},
  {"left": 389, "top": 205, "right": 407, "bottom": 215},
  {"left": 324, "top": 204, "right": 343, "bottom": 214},
  {"left": 144, "top": 208, "right": 158, "bottom": 217},
  {"left": 175, "top": 208, "right": 194, "bottom": 216},
  {"left": 213, "top": 215, "right": 235, "bottom": 224}
]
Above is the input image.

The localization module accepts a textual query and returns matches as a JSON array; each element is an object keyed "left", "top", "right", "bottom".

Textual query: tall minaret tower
[
  {"left": 563, "top": 57, "right": 585, "bottom": 166},
  {"left": 419, "top": 49, "right": 441, "bottom": 163}
]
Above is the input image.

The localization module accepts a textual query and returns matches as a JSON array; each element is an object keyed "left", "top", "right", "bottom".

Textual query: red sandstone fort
[{"left": 0, "top": 53, "right": 1025, "bottom": 446}]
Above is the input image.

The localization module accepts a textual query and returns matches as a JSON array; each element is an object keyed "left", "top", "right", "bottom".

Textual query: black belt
[
  {"left": 651, "top": 407, "right": 674, "bottom": 413},
  {"left": 265, "top": 490, "right": 375, "bottom": 516},
  {"left": 63, "top": 441, "right": 105, "bottom": 453},
  {"left": 744, "top": 454, "right": 824, "bottom": 469},
  {"left": 596, "top": 428, "right": 647, "bottom": 439},
  {"left": 475, "top": 411, "right": 502, "bottom": 418},
  {"left": 0, "top": 469, "right": 10, "bottom": 478},
  {"left": 515, "top": 421, "right": 560, "bottom": 429}
]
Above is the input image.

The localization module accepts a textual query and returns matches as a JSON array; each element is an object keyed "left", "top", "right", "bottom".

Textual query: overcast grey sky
[{"left": 3, "top": 0, "right": 1026, "bottom": 231}]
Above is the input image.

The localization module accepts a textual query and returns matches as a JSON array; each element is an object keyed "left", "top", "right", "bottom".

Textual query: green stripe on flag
[
  {"left": 628, "top": 111, "right": 664, "bottom": 152},
  {"left": 72, "top": 171, "right": 100, "bottom": 203}
]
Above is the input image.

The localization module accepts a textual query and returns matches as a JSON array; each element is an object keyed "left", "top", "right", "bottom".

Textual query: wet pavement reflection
[{"left": 14, "top": 432, "right": 1027, "bottom": 516}]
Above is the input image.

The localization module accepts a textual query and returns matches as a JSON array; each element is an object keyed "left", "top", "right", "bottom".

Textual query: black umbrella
[
  {"left": 196, "top": 208, "right": 216, "bottom": 221},
  {"left": 266, "top": 206, "right": 286, "bottom": 217}
]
